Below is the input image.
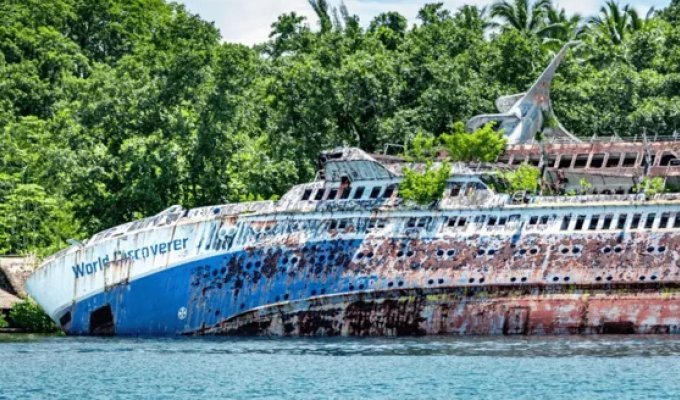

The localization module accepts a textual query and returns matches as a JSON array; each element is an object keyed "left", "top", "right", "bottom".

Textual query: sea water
[{"left": 1, "top": 335, "right": 679, "bottom": 399}]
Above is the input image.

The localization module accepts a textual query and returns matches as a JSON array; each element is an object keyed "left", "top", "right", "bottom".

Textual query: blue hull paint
[{"left": 67, "top": 239, "right": 372, "bottom": 335}]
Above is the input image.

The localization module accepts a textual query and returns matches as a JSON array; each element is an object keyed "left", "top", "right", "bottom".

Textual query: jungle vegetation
[{"left": 1, "top": 0, "right": 680, "bottom": 255}]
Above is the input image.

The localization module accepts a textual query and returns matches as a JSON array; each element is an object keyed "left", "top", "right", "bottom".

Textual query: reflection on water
[{"left": 1, "top": 335, "right": 679, "bottom": 399}]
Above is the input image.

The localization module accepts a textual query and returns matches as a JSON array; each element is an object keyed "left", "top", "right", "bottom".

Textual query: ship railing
[{"left": 529, "top": 193, "right": 680, "bottom": 205}]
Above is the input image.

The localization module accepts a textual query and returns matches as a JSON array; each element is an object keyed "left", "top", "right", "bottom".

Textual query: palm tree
[
  {"left": 541, "top": 6, "right": 583, "bottom": 51},
  {"left": 586, "top": 1, "right": 652, "bottom": 45},
  {"left": 490, "top": 0, "right": 562, "bottom": 38},
  {"left": 455, "top": 5, "right": 494, "bottom": 33},
  {"left": 308, "top": 0, "right": 332, "bottom": 33}
]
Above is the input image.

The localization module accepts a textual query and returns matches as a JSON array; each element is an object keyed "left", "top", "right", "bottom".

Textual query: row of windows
[
  {"left": 559, "top": 212, "right": 680, "bottom": 231},
  {"left": 505, "top": 151, "right": 680, "bottom": 169},
  {"left": 301, "top": 185, "right": 396, "bottom": 202}
]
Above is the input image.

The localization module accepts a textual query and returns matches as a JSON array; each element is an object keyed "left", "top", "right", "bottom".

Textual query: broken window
[
  {"left": 369, "top": 187, "right": 382, "bottom": 199},
  {"left": 457, "top": 217, "right": 467, "bottom": 227},
  {"left": 674, "top": 214, "right": 680, "bottom": 228},
  {"left": 353, "top": 187, "right": 365, "bottom": 200},
  {"left": 314, "top": 189, "right": 325, "bottom": 201},
  {"left": 529, "top": 216, "right": 539, "bottom": 225},
  {"left": 417, "top": 218, "right": 429, "bottom": 228},
  {"left": 561, "top": 215, "right": 572, "bottom": 231},
  {"left": 660, "top": 152, "right": 680, "bottom": 166},
  {"left": 606, "top": 153, "right": 621, "bottom": 168},
  {"left": 450, "top": 184, "right": 462, "bottom": 197},
  {"left": 329, "top": 220, "right": 338, "bottom": 230},
  {"left": 558, "top": 155, "right": 573, "bottom": 169},
  {"left": 498, "top": 216, "right": 507, "bottom": 226},
  {"left": 590, "top": 153, "right": 606, "bottom": 168},
  {"left": 630, "top": 213, "right": 642, "bottom": 229},
  {"left": 645, "top": 213, "right": 656, "bottom": 229},
  {"left": 340, "top": 187, "right": 351, "bottom": 199},
  {"left": 602, "top": 214, "right": 614, "bottom": 230},
  {"left": 528, "top": 155, "right": 541, "bottom": 167},
  {"left": 546, "top": 155, "right": 557, "bottom": 168},
  {"left": 622, "top": 153, "right": 638, "bottom": 167},
  {"left": 488, "top": 216, "right": 498, "bottom": 226},
  {"left": 511, "top": 156, "right": 525, "bottom": 166},
  {"left": 574, "top": 154, "right": 589, "bottom": 168},
  {"left": 447, "top": 217, "right": 458, "bottom": 227},
  {"left": 575, "top": 215, "right": 586, "bottom": 230},
  {"left": 617, "top": 214, "right": 627, "bottom": 229},
  {"left": 301, "top": 189, "right": 312, "bottom": 201},
  {"left": 540, "top": 215, "right": 550, "bottom": 225},
  {"left": 383, "top": 184, "right": 396, "bottom": 198},
  {"left": 327, "top": 188, "right": 338, "bottom": 200},
  {"left": 474, "top": 215, "right": 486, "bottom": 224},
  {"left": 588, "top": 215, "right": 600, "bottom": 230},
  {"left": 407, "top": 218, "right": 417, "bottom": 228},
  {"left": 338, "top": 220, "right": 348, "bottom": 229},
  {"left": 660, "top": 212, "right": 671, "bottom": 229}
]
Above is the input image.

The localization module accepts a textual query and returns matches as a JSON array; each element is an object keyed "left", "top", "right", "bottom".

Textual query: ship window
[
  {"left": 301, "top": 189, "right": 312, "bottom": 201},
  {"left": 498, "top": 216, "right": 507, "bottom": 226},
  {"left": 590, "top": 154, "right": 605, "bottom": 168},
  {"left": 447, "top": 217, "right": 457, "bottom": 227},
  {"left": 645, "top": 213, "right": 656, "bottom": 229},
  {"left": 561, "top": 215, "right": 572, "bottom": 230},
  {"left": 602, "top": 214, "right": 614, "bottom": 230},
  {"left": 488, "top": 216, "right": 498, "bottom": 226},
  {"left": 377, "top": 219, "right": 386, "bottom": 228},
  {"left": 498, "top": 155, "right": 511, "bottom": 164},
  {"left": 509, "top": 214, "right": 521, "bottom": 223},
  {"left": 588, "top": 215, "right": 600, "bottom": 230},
  {"left": 617, "top": 214, "right": 627, "bottom": 229},
  {"left": 407, "top": 218, "right": 417, "bottom": 228},
  {"left": 353, "top": 187, "right": 365, "bottom": 199},
  {"left": 340, "top": 187, "right": 351, "bottom": 200},
  {"left": 338, "top": 220, "right": 348, "bottom": 229},
  {"left": 457, "top": 217, "right": 467, "bottom": 227},
  {"left": 574, "top": 154, "right": 589, "bottom": 168},
  {"left": 630, "top": 213, "right": 642, "bottom": 229},
  {"left": 367, "top": 219, "right": 377, "bottom": 229},
  {"left": 329, "top": 220, "right": 338, "bottom": 230},
  {"left": 546, "top": 155, "right": 557, "bottom": 168},
  {"left": 606, "top": 153, "right": 621, "bottom": 168},
  {"left": 314, "top": 189, "right": 325, "bottom": 200},
  {"left": 540, "top": 215, "right": 550, "bottom": 224},
  {"left": 327, "top": 188, "right": 338, "bottom": 200},
  {"left": 528, "top": 155, "right": 541, "bottom": 167},
  {"left": 529, "top": 216, "right": 539, "bottom": 225},
  {"left": 659, "top": 212, "right": 671, "bottom": 229},
  {"left": 660, "top": 152, "right": 680, "bottom": 166},
  {"left": 383, "top": 185, "right": 396, "bottom": 198},
  {"left": 474, "top": 215, "right": 486, "bottom": 224},
  {"left": 558, "top": 155, "right": 573, "bottom": 169},
  {"left": 369, "top": 187, "right": 381, "bottom": 199},
  {"left": 511, "top": 156, "right": 525, "bottom": 166},
  {"left": 450, "top": 184, "right": 462, "bottom": 197},
  {"left": 675, "top": 214, "right": 680, "bottom": 228},
  {"left": 575, "top": 215, "right": 586, "bottom": 230},
  {"left": 622, "top": 153, "right": 638, "bottom": 167},
  {"left": 417, "top": 218, "right": 429, "bottom": 228}
]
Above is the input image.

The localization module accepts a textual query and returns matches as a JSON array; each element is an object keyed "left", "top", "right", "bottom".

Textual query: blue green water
[{"left": 1, "top": 336, "right": 679, "bottom": 399}]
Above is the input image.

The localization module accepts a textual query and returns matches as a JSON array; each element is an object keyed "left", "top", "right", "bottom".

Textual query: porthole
[
  {"left": 530, "top": 248, "right": 539, "bottom": 255},
  {"left": 614, "top": 247, "right": 622, "bottom": 253},
  {"left": 311, "top": 290, "right": 317, "bottom": 296},
  {"left": 603, "top": 247, "right": 611, "bottom": 254},
  {"left": 387, "top": 282, "right": 394, "bottom": 287},
  {"left": 595, "top": 276, "right": 602, "bottom": 282},
  {"left": 397, "top": 250, "right": 404, "bottom": 257},
  {"left": 358, "top": 284, "right": 365, "bottom": 290},
  {"left": 220, "top": 267, "right": 226, "bottom": 274},
  {"left": 356, "top": 253, "right": 364, "bottom": 260},
  {"left": 255, "top": 261, "right": 262, "bottom": 268},
  {"left": 651, "top": 275, "right": 658, "bottom": 281},
  {"left": 283, "top": 294, "right": 289, "bottom": 300},
  {"left": 291, "top": 257, "right": 298, "bottom": 264},
  {"left": 447, "top": 249, "right": 456, "bottom": 257},
  {"left": 487, "top": 249, "right": 496, "bottom": 256},
  {"left": 282, "top": 258, "right": 289, "bottom": 264},
  {"left": 647, "top": 247, "right": 655, "bottom": 253},
  {"left": 552, "top": 276, "right": 559, "bottom": 282},
  {"left": 366, "top": 252, "right": 374, "bottom": 258},
  {"left": 639, "top": 276, "right": 646, "bottom": 281},
  {"left": 477, "top": 249, "right": 485, "bottom": 256},
  {"left": 564, "top": 276, "right": 570, "bottom": 282},
  {"left": 245, "top": 262, "right": 252, "bottom": 269},
  {"left": 397, "top": 281, "right": 404, "bottom": 287},
  {"left": 519, "top": 249, "right": 527, "bottom": 256},
  {"left": 521, "top": 277, "right": 527, "bottom": 282},
  {"left": 561, "top": 248, "right": 569, "bottom": 254},
  {"left": 349, "top": 284, "right": 355, "bottom": 290},
  {"left": 469, "top": 278, "right": 475, "bottom": 283},
  {"left": 479, "top": 277, "right": 485, "bottom": 284},
  {"left": 510, "top": 277, "right": 517, "bottom": 282},
  {"left": 572, "top": 247, "right": 580, "bottom": 254},
  {"left": 659, "top": 246, "right": 666, "bottom": 253},
  {"left": 428, "top": 279, "right": 434, "bottom": 285},
  {"left": 437, "top": 249, "right": 445, "bottom": 257},
  {"left": 240, "top": 303, "right": 245, "bottom": 309},
  {"left": 320, "top": 288, "right": 326, "bottom": 294},
  {"left": 406, "top": 250, "right": 415, "bottom": 257},
  {"left": 606, "top": 276, "right": 613, "bottom": 281},
  {"left": 438, "top": 278, "right": 444, "bottom": 284}
]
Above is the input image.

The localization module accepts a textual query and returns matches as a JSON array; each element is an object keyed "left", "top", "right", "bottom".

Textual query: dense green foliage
[
  {"left": 441, "top": 122, "right": 507, "bottom": 162},
  {"left": 633, "top": 176, "right": 667, "bottom": 196},
  {"left": 503, "top": 164, "right": 541, "bottom": 193},
  {"left": 8, "top": 299, "right": 60, "bottom": 333},
  {"left": 400, "top": 162, "right": 452, "bottom": 204},
  {"left": 0, "top": 313, "right": 8, "bottom": 328},
  {"left": 1, "top": 0, "right": 679, "bottom": 255}
]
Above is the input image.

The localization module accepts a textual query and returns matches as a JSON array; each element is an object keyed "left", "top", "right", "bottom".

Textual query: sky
[{"left": 178, "top": 0, "right": 669, "bottom": 45}]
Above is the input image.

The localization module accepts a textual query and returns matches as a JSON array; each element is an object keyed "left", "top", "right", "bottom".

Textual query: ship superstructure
[{"left": 25, "top": 45, "right": 680, "bottom": 336}]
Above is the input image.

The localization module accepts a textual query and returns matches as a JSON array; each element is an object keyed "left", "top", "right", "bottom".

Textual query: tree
[
  {"left": 399, "top": 162, "right": 451, "bottom": 205},
  {"left": 490, "top": 0, "right": 562, "bottom": 38},
  {"left": 441, "top": 122, "right": 507, "bottom": 162},
  {"left": 503, "top": 164, "right": 541, "bottom": 193},
  {"left": 586, "top": 1, "right": 649, "bottom": 45}
]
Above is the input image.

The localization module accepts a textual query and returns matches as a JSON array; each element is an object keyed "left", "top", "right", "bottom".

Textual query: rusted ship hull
[{"left": 213, "top": 286, "right": 680, "bottom": 336}]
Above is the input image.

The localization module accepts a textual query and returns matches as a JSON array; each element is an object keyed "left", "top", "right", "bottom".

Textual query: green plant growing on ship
[{"left": 9, "top": 299, "right": 60, "bottom": 333}]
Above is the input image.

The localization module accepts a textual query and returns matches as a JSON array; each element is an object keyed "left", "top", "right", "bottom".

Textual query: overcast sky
[{"left": 177, "top": 0, "right": 668, "bottom": 45}]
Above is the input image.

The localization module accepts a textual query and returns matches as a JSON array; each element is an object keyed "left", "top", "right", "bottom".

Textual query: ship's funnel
[{"left": 466, "top": 42, "right": 581, "bottom": 144}]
